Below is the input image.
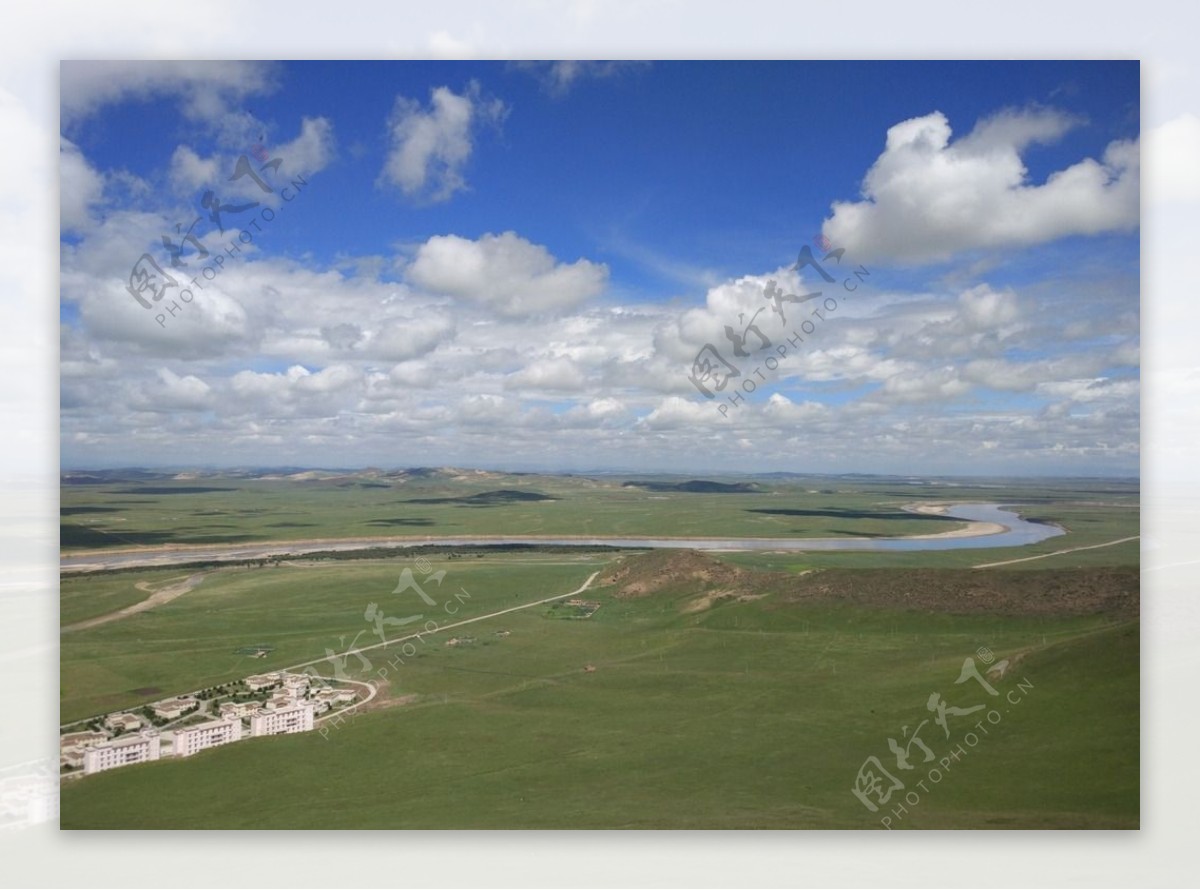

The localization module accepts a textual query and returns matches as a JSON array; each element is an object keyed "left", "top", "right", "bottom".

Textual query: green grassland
[
  {"left": 60, "top": 569, "right": 198, "bottom": 626},
  {"left": 60, "top": 471, "right": 1139, "bottom": 551},
  {"left": 59, "top": 550, "right": 1138, "bottom": 829},
  {"left": 60, "top": 554, "right": 610, "bottom": 723}
]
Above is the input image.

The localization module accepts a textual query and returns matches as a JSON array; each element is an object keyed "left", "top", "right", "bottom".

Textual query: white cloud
[
  {"left": 581, "top": 397, "right": 627, "bottom": 419},
  {"left": 638, "top": 396, "right": 715, "bottom": 430},
  {"left": 1036, "top": 377, "right": 1139, "bottom": 404},
  {"left": 229, "top": 364, "right": 361, "bottom": 420},
  {"left": 60, "top": 137, "right": 104, "bottom": 232},
  {"left": 823, "top": 108, "right": 1139, "bottom": 264},
  {"left": 379, "top": 83, "right": 507, "bottom": 202},
  {"left": 515, "top": 61, "right": 648, "bottom": 96},
  {"left": 146, "top": 368, "right": 213, "bottom": 412},
  {"left": 507, "top": 356, "right": 589, "bottom": 391},
  {"left": 168, "top": 116, "right": 335, "bottom": 198},
  {"left": 168, "top": 145, "right": 222, "bottom": 193},
  {"left": 406, "top": 231, "right": 608, "bottom": 316},
  {"left": 274, "top": 116, "right": 336, "bottom": 179},
  {"left": 762, "top": 393, "right": 829, "bottom": 423},
  {"left": 365, "top": 313, "right": 455, "bottom": 362},
  {"left": 881, "top": 365, "right": 972, "bottom": 402},
  {"left": 956, "top": 284, "right": 1021, "bottom": 330},
  {"left": 61, "top": 61, "right": 278, "bottom": 125}
]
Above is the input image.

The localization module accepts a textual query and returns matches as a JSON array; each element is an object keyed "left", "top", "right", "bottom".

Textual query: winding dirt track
[
  {"left": 61, "top": 572, "right": 209, "bottom": 632},
  {"left": 972, "top": 535, "right": 1140, "bottom": 569}
]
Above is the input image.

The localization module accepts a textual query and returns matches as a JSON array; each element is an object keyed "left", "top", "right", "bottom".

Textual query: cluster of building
[
  {"left": 61, "top": 671, "right": 358, "bottom": 777},
  {"left": 239, "top": 671, "right": 356, "bottom": 716}
]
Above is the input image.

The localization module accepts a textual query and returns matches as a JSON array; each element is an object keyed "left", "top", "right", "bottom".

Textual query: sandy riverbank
[{"left": 901, "top": 503, "right": 1009, "bottom": 540}]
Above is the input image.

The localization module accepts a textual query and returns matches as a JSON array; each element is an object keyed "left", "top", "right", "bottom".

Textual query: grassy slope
[{"left": 60, "top": 554, "right": 1138, "bottom": 829}]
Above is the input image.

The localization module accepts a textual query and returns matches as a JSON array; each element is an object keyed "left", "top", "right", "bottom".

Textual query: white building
[
  {"left": 314, "top": 687, "right": 356, "bottom": 706},
  {"left": 59, "top": 747, "right": 86, "bottom": 771},
  {"left": 60, "top": 730, "right": 107, "bottom": 751},
  {"left": 281, "top": 672, "right": 310, "bottom": 693},
  {"left": 244, "top": 673, "right": 280, "bottom": 691},
  {"left": 83, "top": 730, "right": 161, "bottom": 775},
  {"left": 249, "top": 702, "right": 314, "bottom": 737},
  {"left": 218, "top": 700, "right": 259, "bottom": 719},
  {"left": 151, "top": 696, "right": 196, "bottom": 720},
  {"left": 105, "top": 712, "right": 142, "bottom": 733},
  {"left": 169, "top": 718, "right": 243, "bottom": 758}
]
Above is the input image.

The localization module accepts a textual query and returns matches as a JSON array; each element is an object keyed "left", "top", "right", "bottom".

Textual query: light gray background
[{"left": 3, "top": 1, "right": 1193, "bottom": 886}]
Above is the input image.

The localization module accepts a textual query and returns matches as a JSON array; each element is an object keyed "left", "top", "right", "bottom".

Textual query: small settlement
[{"left": 60, "top": 671, "right": 359, "bottom": 777}]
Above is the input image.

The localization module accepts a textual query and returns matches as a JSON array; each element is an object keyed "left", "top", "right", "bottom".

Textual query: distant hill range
[
  {"left": 621, "top": 479, "right": 760, "bottom": 494},
  {"left": 405, "top": 489, "right": 557, "bottom": 506}
]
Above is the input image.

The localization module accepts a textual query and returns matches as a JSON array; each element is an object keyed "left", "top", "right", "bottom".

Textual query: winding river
[{"left": 60, "top": 504, "right": 1064, "bottom": 572}]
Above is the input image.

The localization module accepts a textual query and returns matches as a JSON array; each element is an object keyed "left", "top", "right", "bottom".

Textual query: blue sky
[{"left": 59, "top": 60, "right": 1140, "bottom": 475}]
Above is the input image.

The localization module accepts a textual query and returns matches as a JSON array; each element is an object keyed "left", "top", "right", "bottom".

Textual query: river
[{"left": 59, "top": 504, "right": 1064, "bottom": 572}]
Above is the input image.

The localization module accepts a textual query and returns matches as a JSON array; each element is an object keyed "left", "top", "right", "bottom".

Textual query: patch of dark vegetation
[
  {"left": 600, "top": 550, "right": 1138, "bottom": 617},
  {"left": 747, "top": 508, "right": 951, "bottom": 521},
  {"left": 61, "top": 469, "right": 172, "bottom": 485},
  {"left": 336, "top": 481, "right": 392, "bottom": 489},
  {"left": 365, "top": 518, "right": 436, "bottom": 527},
  {"left": 111, "top": 486, "right": 239, "bottom": 495},
  {"left": 59, "top": 506, "right": 119, "bottom": 516},
  {"left": 61, "top": 525, "right": 128, "bottom": 548},
  {"left": 406, "top": 489, "right": 558, "bottom": 506},
  {"left": 781, "top": 566, "right": 1139, "bottom": 617},
  {"left": 624, "top": 480, "right": 760, "bottom": 494},
  {"left": 265, "top": 522, "right": 318, "bottom": 528},
  {"left": 60, "top": 525, "right": 265, "bottom": 548}
]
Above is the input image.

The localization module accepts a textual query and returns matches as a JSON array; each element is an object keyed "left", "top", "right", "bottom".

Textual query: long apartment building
[
  {"left": 170, "top": 717, "right": 243, "bottom": 758},
  {"left": 249, "top": 701, "right": 314, "bottom": 737},
  {"left": 82, "top": 730, "right": 161, "bottom": 775}
]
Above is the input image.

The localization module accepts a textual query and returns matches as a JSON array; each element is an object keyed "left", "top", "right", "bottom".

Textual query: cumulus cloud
[
  {"left": 507, "top": 356, "right": 589, "bottom": 392},
  {"left": 60, "top": 138, "right": 104, "bottom": 232},
  {"left": 823, "top": 107, "right": 1139, "bottom": 264},
  {"left": 379, "top": 83, "right": 507, "bottom": 202},
  {"left": 168, "top": 116, "right": 335, "bottom": 199},
  {"left": 145, "top": 368, "right": 213, "bottom": 412},
  {"left": 230, "top": 364, "right": 361, "bottom": 419},
  {"left": 273, "top": 116, "right": 336, "bottom": 179},
  {"left": 365, "top": 313, "right": 455, "bottom": 362},
  {"left": 62, "top": 62, "right": 279, "bottom": 148},
  {"left": 406, "top": 231, "right": 608, "bottom": 316},
  {"left": 638, "top": 396, "right": 716, "bottom": 430},
  {"left": 168, "top": 145, "right": 222, "bottom": 193}
]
